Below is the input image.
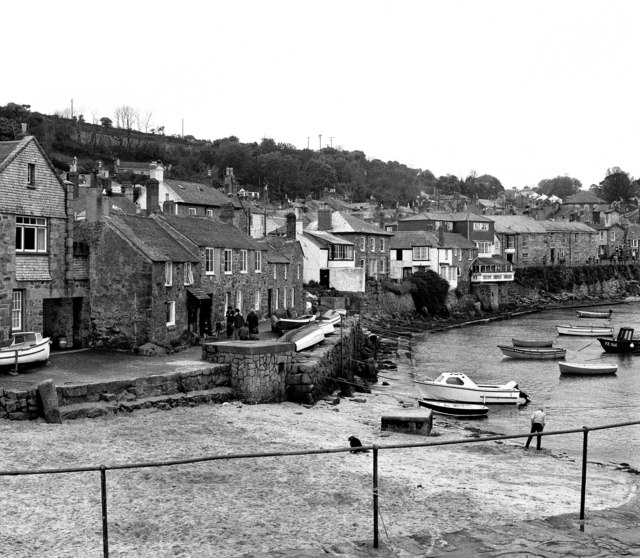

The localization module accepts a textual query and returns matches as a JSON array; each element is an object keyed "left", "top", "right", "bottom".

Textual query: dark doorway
[
  {"left": 267, "top": 289, "right": 273, "bottom": 316},
  {"left": 550, "top": 248, "right": 555, "bottom": 263},
  {"left": 199, "top": 295, "right": 212, "bottom": 336},
  {"left": 402, "top": 267, "right": 413, "bottom": 279},
  {"left": 320, "top": 269, "right": 330, "bottom": 288}
]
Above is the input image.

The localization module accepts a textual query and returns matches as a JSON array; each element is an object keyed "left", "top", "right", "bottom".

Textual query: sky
[{"left": 3, "top": 0, "right": 640, "bottom": 190}]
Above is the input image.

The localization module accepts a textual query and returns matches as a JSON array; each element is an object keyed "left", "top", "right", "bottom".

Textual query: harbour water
[{"left": 411, "top": 303, "right": 640, "bottom": 467}]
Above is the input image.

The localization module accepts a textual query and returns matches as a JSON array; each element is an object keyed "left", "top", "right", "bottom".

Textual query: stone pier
[{"left": 202, "top": 340, "right": 295, "bottom": 404}]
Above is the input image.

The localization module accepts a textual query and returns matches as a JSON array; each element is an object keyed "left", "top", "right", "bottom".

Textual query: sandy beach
[{"left": 1, "top": 370, "right": 637, "bottom": 557}]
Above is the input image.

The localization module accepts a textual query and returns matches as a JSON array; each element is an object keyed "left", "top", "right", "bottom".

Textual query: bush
[{"left": 408, "top": 271, "right": 450, "bottom": 316}]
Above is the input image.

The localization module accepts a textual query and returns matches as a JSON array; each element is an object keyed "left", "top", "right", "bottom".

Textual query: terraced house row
[{"left": 0, "top": 136, "right": 303, "bottom": 350}]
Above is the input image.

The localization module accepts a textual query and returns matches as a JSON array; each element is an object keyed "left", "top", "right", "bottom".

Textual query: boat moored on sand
[
  {"left": 413, "top": 372, "right": 529, "bottom": 405},
  {"left": 498, "top": 345, "right": 566, "bottom": 360},
  {"left": 512, "top": 338, "right": 554, "bottom": 348},
  {"left": 418, "top": 399, "right": 489, "bottom": 418},
  {"left": 576, "top": 309, "right": 613, "bottom": 319},
  {"left": 556, "top": 324, "right": 613, "bottom": 337},
  {"left": 558, "top": 362, "right": 618, "bottom": 375},
  {"left": 0, "top": 332, "right": 51, "bottom": 370}
]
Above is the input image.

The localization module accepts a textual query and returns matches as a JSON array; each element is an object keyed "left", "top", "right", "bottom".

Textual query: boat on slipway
[
  {"left": 498, "top": 345, "right": 566, "bottom": 360},
  {"left": 418, "top": 398, "right": 489, "bottom": 418},
  {"left": 276, "top": 314, "right": 317, "bottom": 331},
  {"left": 598, "top": 327, "right": 640, "bottom": 354},
  {"left": 558, "top": 362, "right": 618, "bottom": 376},
  {"left": 556, "top": 324, "right": 613, "bottom": 337},
  {"left": 317, "top": 309, "right": 344, "bottom": 327},
  {"left": 413, "top": 372, "right": 529, "bottom": 405}
]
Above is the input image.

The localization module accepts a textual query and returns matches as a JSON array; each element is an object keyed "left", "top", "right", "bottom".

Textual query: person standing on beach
[
  {"left": 525, "top": 407, "right": 546, "bottom": 450},
  {"left": 233, "top": 309, "right": 245, "bottom": 340},
  {"left": 225, "top": 306, "right": 235, "bottom": 338}
]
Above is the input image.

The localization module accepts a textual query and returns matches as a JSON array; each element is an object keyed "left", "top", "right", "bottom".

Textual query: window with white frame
[
  {"left": 378, "top": 259, "right": 386, "bottom": 273},
  {"left": 205, "top": 248, "right": 215, "bottom": 275},
  {"left": 188, "top": 208, "right": 197, "bottom": 216},
  {"left": 297, "top": 263, "right": 300, "bottom": 279},
  {"left": 611, "top": 231, "right": 616, "bottom": 242},
  {"left": 329, "top": 245, "right": 354, "bottom": 260},
  {"left": 223, "top": 250, "right": 233, "bottom": 274},
  {"left": 284, "top": 264, "right": 287, "bottom": 279},
  {"left": 254, "top": 290, "right": 261, "bottom": 311},
  {"left": 184, "top": 262, "right": 194, "bottom": 285},
  {"left": 27, "top": 163, "right": 35, "bottom": 187},
  {"left": 379, "top": 238, "right": 385, "bottom": 252},
  {"left": 165, "top": 262, "right": 173, "bottom": 286},
  {"left": 11, "top": 290, "right": 23, "bottom": 331},
  {"left": 360, "top": 237, "right": 365, "bottom": 251},
  {"left": 236, "top": 290, "right": 243, "bottom": 313},
  {"left": 630, "top": 239, "right": 639, "bottom": 248},
  {"left": 240, "top": 250, "right": 248, "bottom": 273},
  {"left": 166, "top": 301, "right": 176, "bottom": 326},
  {"left": 16, "top": 216, "right": 47, "bottom": 253},
  {"left": 360, "top": 258, "right": 365, "bottom": 267},
  {"left": 599, "top": 231, "right": 605, "bottom": 241},
  {"left": 369, "top": 259, "right": 377, "bottom": 275},
  {"left": 283, "top": 287, "right": 287, "bottom": 309},
  {"left": 206, "top": 209, "right": 214, "bottom": 217},
  {"left": 289, "top": 287, "right": 295, "bottom": 308},
  {"left": 255, "top": 251, "right": 262, "bottom": 273},
  {"left": 412, "top": 246, "right": 430, "bottom": 261},
  {"left": 473, "top": 222, "right": 489, "bottom": 231},
  {"left": 274, "top": 288, "right": 279, "bottom": 309},
  {"left": 273, "top": 264, "right": 277, "bottom": 279},
  {"left": 476, "top": 241, "right": 492, "bottom": 255},
  {"left": 369, "top": 237, "right": 375, "bottom": 251}
]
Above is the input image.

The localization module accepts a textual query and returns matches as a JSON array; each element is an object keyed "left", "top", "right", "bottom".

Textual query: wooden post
[
  {"left": 580, "top": 427, "right": 589, "bottom": 520},
  {"left": 373, "top": 445, "right": 379, "bottom": 548}
]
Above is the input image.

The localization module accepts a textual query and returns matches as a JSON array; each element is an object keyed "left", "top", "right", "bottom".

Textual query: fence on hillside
[{"left": 1, "top": 420, "right": 639, "bottom": 557}]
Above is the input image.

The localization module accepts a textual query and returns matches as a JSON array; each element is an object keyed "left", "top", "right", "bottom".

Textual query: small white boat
[
  {"left": 316, "top": 321, "right": 335, "bottom": 336},
  {"left": 413, "top": 372, "right": 529, "bottom": 405},
  {"left": 512, "top": 338, "right": 554, "bottom": 348},
  {"left": 0, "top": 332, "right": 51, "bottom": 369},
  {"left": 276, "top": 314, "right": 317, "bottom": 331},
  {"left": 498, "top": 345, "right": 566, "bottom": 360},
  {"left": 418, "top": 398, "right": 489, "bottom": 418},
  {"left": 317, "top": 309, "right": 342, "bottom": 327},
  {"left": 559, "top": 362, "right": 618, "bottom": 375},
  {"left": 576, "top": 309, "right": 612, "bottom": 319},
  {"left": 278, "top": 323, "right": 325, "bottom": 351},
  {"left": 556, "top": 324, "right": 613, "bottom": 337}
]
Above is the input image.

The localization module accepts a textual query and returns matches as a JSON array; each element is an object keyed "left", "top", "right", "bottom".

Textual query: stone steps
[{"left": 60, "top": 387, "right": 235, "bottom": 420}]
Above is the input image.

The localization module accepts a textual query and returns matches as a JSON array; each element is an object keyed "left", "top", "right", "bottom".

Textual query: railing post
[
  {"left": 373, "top": 445, "right": 379, "bottom": 548},
  {"left": 100, "top": 466, "right": 109, "bottom": 557},
  {"left": 580, "top": 427, "right": 589, "bottom": 520}
]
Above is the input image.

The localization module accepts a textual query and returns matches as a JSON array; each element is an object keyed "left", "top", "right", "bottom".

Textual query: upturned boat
[
  {"left": 317, "top": 309, "right": 343, "bottom": 327},
  {"left": 498, "top": 345, "right": 566, "bottom": 360},
  {"left": 278, "top": 323, "right": 325, "bottom": 351},
  {"left": 413, "top": 372, "right": 529, "bottom": 405},
  {"left": 558, "top": 362, "right": 618, "bottom": 375},
  {"left": 0, "top": 332, "right": 51, "bottom": 369},
  {"left": 576, "top": 309, "right": 613, "bottom": 319},
  {"left": 556, "top": 324, "right": 613, "bottom": 337},
  {"left": 598, "top": 327, "right": 640, "bottom": 354}
]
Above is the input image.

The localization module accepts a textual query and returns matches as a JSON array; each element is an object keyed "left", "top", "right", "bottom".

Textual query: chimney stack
[
  {"left": 145, "top": 178, "right": 160, "bottom": 215},
  {"left": 286, "top": 213, "right": 297, "bottom": 239},
  {"left": 220, "top": 202, "right": 235, "bottom": 224},
  {"left": 438, "top": 225, "right": 445, "bottom": 247},
  {"left": 318, "top": 208, "right": 332, "bottom": 231}
]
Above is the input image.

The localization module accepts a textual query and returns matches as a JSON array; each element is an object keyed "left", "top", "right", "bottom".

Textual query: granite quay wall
[
  {"left": 287, "top": 319, "right": 366, "bottom": 404},
  {"left": 0, "top": 365, "right": 233, "bottom": 421},
  {"left": 202, "top": 341, "right": 295, "bottom": 404}
]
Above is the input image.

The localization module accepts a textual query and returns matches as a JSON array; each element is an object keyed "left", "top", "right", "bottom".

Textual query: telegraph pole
[
  {"left": 329, "top": 136, "right": 334, "bottom": 147},
  {"left": 318, "top": 134, "right": 322, "bottom": 149},
  {"left": 307, "top": 137, "right": 310, "bottom": 149}
]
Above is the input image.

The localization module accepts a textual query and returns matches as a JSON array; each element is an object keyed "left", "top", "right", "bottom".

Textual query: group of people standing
[{"left": 225, "top": 307, "right": 260, "bottom": 341}]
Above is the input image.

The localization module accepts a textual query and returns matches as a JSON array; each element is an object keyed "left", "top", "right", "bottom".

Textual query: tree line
[{"left": 1, "top": 102, "right": 637, "bottom": 206}]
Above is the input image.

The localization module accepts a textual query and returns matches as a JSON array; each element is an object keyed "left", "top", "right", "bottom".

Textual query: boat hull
[
  {"left": 598, "top": 337, "right": 640, "bottom": 354},
  {"left": 556, "top": 324, "right": 613, "bottom": 336},
  {"left": 576, "top": 310, "right": 612, "bottom": 319},
  {"left": 498, "top": 345, "right": 566, "bottom": 360},
  {"left": 512, "top": 338, "right": 553, "bottom": 348},
  {"left": 278, "top": 323, "right": 325, "bottom": 351},
  {"left": 418, "top": 399, "right": 489, "bottom": 418},
  {"left": 413, "top": 380, "right": 522, "bottom": 405},
  {"left": 277, "top": 315, "right": 317, "bottom": 331},
  {"left": 0, "top": 335, "right": 51, "bottom": 367},
  {"left": 559, "top": 362, "right": 618, "bottom": 375}
]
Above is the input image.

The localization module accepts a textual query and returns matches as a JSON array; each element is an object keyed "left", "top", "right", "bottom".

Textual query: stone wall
[
  {"left": 287, "top": 318, "right": 365, "bottom": 404},
  {"left": 202, "top": 340, "right": 295, "bottom": 404}
]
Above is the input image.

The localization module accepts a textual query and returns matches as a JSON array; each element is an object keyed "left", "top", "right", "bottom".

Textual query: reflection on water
[{"left": 412, "top": 303, "right": 640, "bottom": 466}]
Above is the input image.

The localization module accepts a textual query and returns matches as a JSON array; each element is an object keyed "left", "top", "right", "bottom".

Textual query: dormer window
[{"left": 27, "top": 164, "right": 35, "bottom": 187}]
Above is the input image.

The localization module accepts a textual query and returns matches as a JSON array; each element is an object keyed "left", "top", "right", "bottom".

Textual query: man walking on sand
[{"left": 525, "top": 407, "right": 546, "bottom": 450}]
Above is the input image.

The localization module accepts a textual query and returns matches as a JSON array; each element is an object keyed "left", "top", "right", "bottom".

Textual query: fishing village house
[
  {"left": 306, "top": 208, "right": 393, "bottom": 281},
  {"left": 591, "top": 209, "right": 626, "bottom": 260},
  {"left": 396, "top": 211, "right": 513, "bottom": 286},
  {"left": 625, "top": 224, "right": 640, "bottom": 261},
  {"left": 489, "top": 215, "right": 599, "bottom": 266},
  {"left": 0, "top": 136, "right": 87, "bottom": 348},
  {"left": 389, "top": 229, "right": 476, "bottom": 291},
  {"left": 554, "top": 190, "right": 608, "bottom": 224}
]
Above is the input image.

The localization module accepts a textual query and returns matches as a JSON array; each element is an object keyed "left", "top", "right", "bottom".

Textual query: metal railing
[{"left": 1, "top": 420, "right": 639, "bottom": 557}]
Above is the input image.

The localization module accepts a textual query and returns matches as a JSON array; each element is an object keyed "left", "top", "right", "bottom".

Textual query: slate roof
[
  {"left": 490, "top": 215, "right": 597, "bottom": 234},
  {"left": 626, "top": 224, "right": 640, "bottom": 239},
  {"left": 164, "top": 179, "right": 241, "bottom": 208},
  {"left": 255, "top": 241, "right": 290, "bottom": 263},
  {"left": 305, "top": 230, "right": 354, "bottom": 247},
  {"left": 109, "top": 214, "right": 199, "bottom": 262},
  {"left": 400, "top": 211, "right": 493, "bottom": 223},
  {"left": 0, "top": 140, "right": 21, "bottom": 172},
  {"left": 307, "top": 211, "right": 393, "bottom": 236},
  {"left": 390, "top": 230, "right": 475, "bottom": 250},
  {"left": 563, "top": 190, "right": 606, "bottom": 205},
  {"left": 158, "top": 215, "right": 263, "bottom": 250}
]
